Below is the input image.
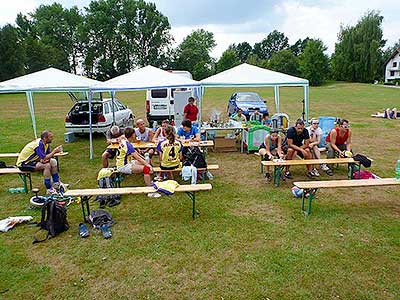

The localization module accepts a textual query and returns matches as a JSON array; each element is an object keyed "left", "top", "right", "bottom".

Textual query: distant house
[{"left": 384, "top": 48, "right": 400, "bottom": 83}]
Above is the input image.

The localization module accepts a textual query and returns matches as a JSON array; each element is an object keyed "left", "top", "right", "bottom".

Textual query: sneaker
[
  {"left": 46, "top": 187, "right": 58, "bottom": 195},
  {"left": 78, "top": 223, "right": 90, "bottom": 238},
  {"left": 306, "top": 171, "right": 316, "bottom": 178},
  {"left": 265, "top": 173, "right": 272, "bottom": 182},
  {"left": 320, "top": 164, "right": 329, "bottom": 171},
  {"left": 100, "top": 224, "right": 112, "bottom": 239},
  {"left": 108, "top": 198, "right": 121, "bottom": 207},
  {"left": 53, "top": 181, "right": 68, "bottom": 194},
  {"left": 313, "top": 168, "right": 320, "bottom": 177},
  {"left": 154, "top": 175, "right": 163, "bottom": 181},
  {"left": 326, "top": 169, "right": 334, "bottom": 176},
  {"left": 284, "top": 171, "right": 293, "bottom": 179},
  {"left": 206, "top": 171, "right": 214, "bottom": 180},
  {"left": 147, "top": 192, "right": 162, "bottom": 198}
]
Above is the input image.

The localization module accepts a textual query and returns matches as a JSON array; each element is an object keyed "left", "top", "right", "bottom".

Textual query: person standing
[
  {"left": 183, "top": 97, "right": 199, "bottom": 122},
  {"left": 16, "top": 130, "right": 64, "bottom": 194}
]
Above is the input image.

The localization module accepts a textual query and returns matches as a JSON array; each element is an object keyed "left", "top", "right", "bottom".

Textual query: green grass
[{"left": 0, "top": 82, "right": 399, "bottom": 299}]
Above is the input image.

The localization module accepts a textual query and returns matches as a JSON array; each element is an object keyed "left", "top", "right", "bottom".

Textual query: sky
[{"left": 1, "top": 0, "right": 399, "bottom": 58}]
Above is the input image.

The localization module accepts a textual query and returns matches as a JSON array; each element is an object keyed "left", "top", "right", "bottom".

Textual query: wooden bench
[
  {"left": 0, "top": 168, "right": 32, "bottom": 193},
  {"left": 261, "top": 158, "right": 360, "bottom": 186},
  {"left": 153, "top": 164, "right": 219, "bottom": 182},
  {"left": 293, "top": 178, "right": 400, "bottom": 215},
  {"left": 64, "top": 183, "right": 213, "bottom": 221},
  {"left": 0, "top": 152, "right": 69, "bottom": 171}
]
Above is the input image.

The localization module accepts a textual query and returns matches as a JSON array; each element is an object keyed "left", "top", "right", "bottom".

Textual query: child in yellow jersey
[{"left": 156, "top": 125, "right": 183, "bottom": 179}]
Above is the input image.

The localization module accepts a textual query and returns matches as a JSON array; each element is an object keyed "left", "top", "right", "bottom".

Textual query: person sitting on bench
[
  {"left": 156, "top": 125, "right": 183, "bottom": 180},
  {"left": 306, "top": 118, "right": 329, "bottom": 176},
  {"left": 177, "top": 119, "right": 200, "bottom": 142},
  {"left": 258, "top": 129, "right": 284, "bottom": 182},
  {"left": 133, "top": 118, "right": 154, "bottom": 158},
  {"left": 116, "top": 128, "right": 157, "bottom": 197},
  {"left": 16, "top": 130, "right": 64, "bottom": 194},
  {"left": 152, "top": 119, "right": 174, "bottom": 143},
  {"left": 261, "top": 112, "right": 272, "bottom": 127},
  {"left": 102, "top": 125, "right": 125, "bottom": 168},
  {"left": 325, "top": 119, "right": 352, "bottom": 176},
  {"left": 283, "top": 119, "right": 315, "bottom": 179},
  {"left": 384, "top": 108, "right": 398, "bottom": 119},
  {"left": 231, "top": 109, "right": 247, "bottom": 123}
]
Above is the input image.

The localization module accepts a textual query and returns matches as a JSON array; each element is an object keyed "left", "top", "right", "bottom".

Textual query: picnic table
[{"left": 107, "top": 140, "right": 214, "bottom": 150}]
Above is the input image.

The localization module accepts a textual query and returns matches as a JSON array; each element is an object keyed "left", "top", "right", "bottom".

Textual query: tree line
[{"left": 0, "top": 1, "right": 398, "bottom": 86}]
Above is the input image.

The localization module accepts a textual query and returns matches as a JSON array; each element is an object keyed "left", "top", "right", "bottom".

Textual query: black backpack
[
  {"left": 95, "top": 177, "right": 121, "bottom": 205},
  {"left": 353, "top": 154, "right": 372, "bottom": 168},
  {"left": 33, "top": 200, "right": 69, "bottom": 244},
  {"left": 183, "top": 147, "right": 207, "bottom": 168}
]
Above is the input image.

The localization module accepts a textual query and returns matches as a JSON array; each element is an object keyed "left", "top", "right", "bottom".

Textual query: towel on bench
[{"left": 152, "top": 180, "right": 180, "bottom": 195}]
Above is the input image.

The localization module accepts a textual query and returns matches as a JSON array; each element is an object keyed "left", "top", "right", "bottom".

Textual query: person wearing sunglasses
[
  {"left": 325, "top": 119, "right": 353, "bottom": 175},
  {"left": 306, "top": 118, "right": 328, "bottom": 176}
]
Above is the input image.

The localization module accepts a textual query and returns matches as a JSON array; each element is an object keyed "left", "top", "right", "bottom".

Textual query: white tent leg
[
  {"left": 304, "top": 85, "right": 309, "bottom": 125},
  {"left": 26, "top": 91, "right": 37, "bottom": 138},
  {"left": 89, "top": 91, "right": 94, "bottom": 159},
  {"left": 274, "top": 86, "right": 280, "bottom": 113},
  {"left": 111, "top": 91, "right": 116, "bottom": 125}
]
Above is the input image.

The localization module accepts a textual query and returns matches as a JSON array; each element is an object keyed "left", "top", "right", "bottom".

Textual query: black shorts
[
  {"left": 259, "top": 143, "right": 266, "bottom": 150},
  {"left": 160, "top": 165, "right": 180, "bottom": 170},
  {"left": 106, "top": 148, "right": 118, "bottom": 159},
  {"left": 18, "top": 161, "right": 37, "bottom": 172}
]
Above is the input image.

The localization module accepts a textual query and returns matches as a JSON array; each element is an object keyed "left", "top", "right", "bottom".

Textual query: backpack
[
  {"left": 182, "top": 147, "right": 207, "bottom": 168},
  {"left": 88, "top": 209, "right": 115, "bottom": 229},
  {"left": 95, "top": 177, "right": 121, "bottom": 205},
  {"left": 353, "top": 154, "right": 372, "bottom": 168},
  {"left": 33, "top": 200, "right": 69, "bottom": 244}
]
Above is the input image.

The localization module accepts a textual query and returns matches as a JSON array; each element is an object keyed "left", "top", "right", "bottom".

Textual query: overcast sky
[{"left": 1, "top": 0, "right": 399, "bottom": 58}]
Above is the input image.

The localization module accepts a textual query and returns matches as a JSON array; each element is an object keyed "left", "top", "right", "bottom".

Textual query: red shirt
[
  {"left": 326, "top": 127, "right": 349, "bottom": 145},
  {"left": 184, "top": 104, "right": 198, "bottom": 122}
]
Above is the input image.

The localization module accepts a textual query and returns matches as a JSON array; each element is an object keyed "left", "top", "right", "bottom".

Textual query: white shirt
[{"left": 306, "top": 126, "right": 322, "bottom": 142}]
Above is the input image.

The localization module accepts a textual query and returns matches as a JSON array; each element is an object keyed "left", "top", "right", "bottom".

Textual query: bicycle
[{"left": 29, "top": 188, "right": 79, "bottom": 208}]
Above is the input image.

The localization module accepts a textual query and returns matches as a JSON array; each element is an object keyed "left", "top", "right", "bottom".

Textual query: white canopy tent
[
  {"left": 200, "top": 63, "right": 310, "bottom": 122},
  {"left": 90, "top": 65, "right": 201, "bottom": 159},
  {"left": 0, "top": 67, "right": 101, "bottom": 138}
]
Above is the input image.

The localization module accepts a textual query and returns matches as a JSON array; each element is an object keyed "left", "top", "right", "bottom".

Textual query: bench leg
[
  {"left": 301, "top": 189, "right": 317, "bottom": 216},
  {"left": 273, "top": 166, "right": 283, "bottom": 187},
  {"left": 55, "top": 157, "right": 60, "bottom": 172},
  {"left": 260, "top": 159, "right": 264, "bottom": 174},
  {"left": 185, "top": 191, "right": 198, "bottom": 219},
  {"left": 348, "top": 163, "right": 360, "bottom": 179},
  {"left": 81, "top": 196, "right": 91, "bottom": 223},
  {"left": 18, "top": 173, "right": 31, "bottom": 193}
]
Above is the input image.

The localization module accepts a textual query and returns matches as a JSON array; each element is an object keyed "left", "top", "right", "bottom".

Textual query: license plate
[{"left": 153, "top": 104, "right": 167, "bottom": 110}]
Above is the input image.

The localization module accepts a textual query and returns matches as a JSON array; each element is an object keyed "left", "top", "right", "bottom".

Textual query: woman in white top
[
  {"left": 306, "top": 118, "right": 328, "bottom": 176},
  {"left": 152, "top": 119, "right": 174, "bottom": 142}
]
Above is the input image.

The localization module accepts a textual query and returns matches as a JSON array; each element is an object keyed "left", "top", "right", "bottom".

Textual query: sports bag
[
  {"left": 88, "top": 209, "right": 115, "bottom": 229},
  {"left": 182, "top": 147, "right": 207, "bottom": 168},
  {"left": 33, "top": 200, "right": 69, "bottom": 244},
  {"left": 353, "top": 154, "right": 372, "bottom": 168}
]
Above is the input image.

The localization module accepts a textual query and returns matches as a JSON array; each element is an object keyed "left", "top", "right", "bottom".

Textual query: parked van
[{"left": 146, "top": 71, "right": 195, "bottom": 125}]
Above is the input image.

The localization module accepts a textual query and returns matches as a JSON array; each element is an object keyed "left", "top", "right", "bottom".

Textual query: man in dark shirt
[
  {"left": 284, "top": 119, "right": 315, "bottom": 179},
  {"left": 102, "top": 125, "right": 125, "bottom": 167},
  {"left": 183, "top": 97, "right": 199, "bottom": 122}
]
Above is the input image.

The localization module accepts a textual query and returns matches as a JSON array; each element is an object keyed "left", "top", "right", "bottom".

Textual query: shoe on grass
[
  {"left": 147, "top": 192, "right": 161, "bottom": 198},
  {"left": 46, "top": 187, "right": 58, "bottom": 195},
  {"left": 320, "top": 164, "right": 329, "bottom": 171},
  {"left": 313, "top": 168, "right": 320, "bottom": 177},
  {"left": 326, "top": 169, "right": 334, "bottom": 176},
  {"left": 284, "top": 171, "right": 293, "bottom": 179},
  {"left": 108, "top": 199, "right": 121, "bottom": 207},
  {"left": 78, "top": 223, "right": 90, "bottom": 238},
  {"left": 306, "top": 171, "right": 316, "bottom": 178},
  {"left": 100, "top": 224, "right": 112, "bottom": 239},
  {"left": 265, "top": 173, "right": 272, "bottom": 182}
]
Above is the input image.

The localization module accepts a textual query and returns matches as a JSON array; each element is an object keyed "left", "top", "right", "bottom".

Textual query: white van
[{"left": 146, "top": 71, "right": 195, "bottom": 125}]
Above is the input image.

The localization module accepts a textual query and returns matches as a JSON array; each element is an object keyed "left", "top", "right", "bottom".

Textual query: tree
[
  {"left": 253, "top": 30, "right": 289, "bottom": 60},
  {"left": 0, "top": 25, "right": 25, "bottom": 81},
  {"left": 216, "top": 49, "right": 240, "bottom": 73},
  {"left": 290, "top": 38, "right": 311, "bottom": 56},
  {"left": 331, "top": 11, "right": 385, "bottom": 82},
  {"left": 173, "top": 29, "right": 216, "bottom": 80},
  {"left": 229, "top": 42, "right": 252, "bottom": 62},
  {"left": 268, "top": 49, "right": 299, "bottom": 76},
  {"left": 299, "top": 39, "right": 330, "bottom": 86}
]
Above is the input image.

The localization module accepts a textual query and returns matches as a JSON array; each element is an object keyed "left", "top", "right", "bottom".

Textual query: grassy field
[{"left": 0, "top": 82, "right": 399, "bottom": 299}]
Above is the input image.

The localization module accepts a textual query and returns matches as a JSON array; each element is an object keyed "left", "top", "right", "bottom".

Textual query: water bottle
[
  {"left": 152, "top": 121, "right": 158, "bottom": 130},
  {"left": 144, "top": 153, "right": 150, "bottom": 164},
  {"left": 396, "top": 159, "right": 400, "bottom": 180}
]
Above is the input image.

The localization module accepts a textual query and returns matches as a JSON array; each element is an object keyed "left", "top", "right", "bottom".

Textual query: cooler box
[
  {"left": 243, "top": 125, "right": 270, "bottom": 152},
  {"left": 64, "top": 132, "right": 76, "bottom": 143},
  {"left": 214, "top": 136, "right": 236, "bottom": 152},
  {"left": 318, "top": 116, "right": 336, "bottom": 147}
]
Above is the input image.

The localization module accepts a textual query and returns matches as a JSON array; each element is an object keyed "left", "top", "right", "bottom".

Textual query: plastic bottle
[
  {"left": 8, "top": 187, "right": 25, "bottom": 193},
  {"left": 152, "top": 121, "right": 158, "bottom": 130},
  {"left": 396, "top": 159, "right": 400, "bottom": 180},
  {"left": 144, "top": 153, "right": 150, "bottom": 164}
]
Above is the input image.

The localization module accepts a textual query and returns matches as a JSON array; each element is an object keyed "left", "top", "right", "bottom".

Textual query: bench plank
[
  {"left": 261, "top": 157, "right": 356, "bottom": 166},
  {"left": 152, "top": 164, "right": 219, "bottom": 173},
  {"left": 294, "top": 178, "right": 400, "bottom": 189},
  {"left": 64, "top": 183, "right": 212, "bottom": 197},
  {"left": 0, "top": 168, "right": 30, "bottom": 174}
]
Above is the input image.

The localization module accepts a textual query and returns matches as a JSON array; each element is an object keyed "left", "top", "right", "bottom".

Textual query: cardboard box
[{"left": 214, "top": 136, "right": 236, "bottom": 152}]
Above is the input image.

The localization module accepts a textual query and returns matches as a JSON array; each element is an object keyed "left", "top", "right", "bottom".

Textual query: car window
[
  {"left": 236, "top": 93, "right": 261, "bottom": 102},
  {"left": 115, "top": 100, "right": 125, "bottom": 111},
  {"left": 151, "top": 89, "right": 167, "bottom": 98},
  {"left": 171, "top": 88, "right": 187, "bottom": 98},
  {"left": 73, "top": 102, "right": 102, "bottom": 113}
]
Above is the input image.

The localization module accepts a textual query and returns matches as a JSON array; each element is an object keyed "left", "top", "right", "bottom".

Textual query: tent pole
[
  {"left": 89, "top": 91, "right": 94, "bottom": 159},
  {"left": 111, "top": 91, "right": 116, "bottom": 125},
  {"left": 304, "top": 85, "right": 309, "bottom": 125},
  {"left": 274, "top": 86, "right": 280, "bottom": 113},
  {"left": 26, "top": 91, "right": 38, "bottom": 138}
]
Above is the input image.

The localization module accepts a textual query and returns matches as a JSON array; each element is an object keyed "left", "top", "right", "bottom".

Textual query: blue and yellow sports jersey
[
  {"left": 157, "top": 140, "right": 183, "bottom": 168},
  {"left": 116, "top": 140, "right": 136, "bottom": 169},
  {"left": 16, "top": 139, "right": 50, "bottom": 166}
]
